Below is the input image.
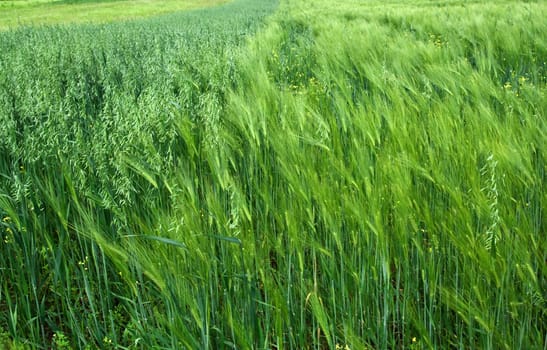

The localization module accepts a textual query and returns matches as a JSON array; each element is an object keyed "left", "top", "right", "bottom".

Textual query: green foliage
[
  {"left": 52, "top": 331, "right": 71, "bottom": 349},
  {"left": 0, "top": 0, "right": 278, "bottom": 348},
  {"left": 0, "top": 0, "right": 229, "bottom": 30},
  {"left": 0, "top": 0, "right": 545, "bottom": 348}
]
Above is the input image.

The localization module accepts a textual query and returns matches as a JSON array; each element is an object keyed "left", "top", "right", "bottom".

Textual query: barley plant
[{"left": 0, "top": 0, "right": 545, "bottom": 349}]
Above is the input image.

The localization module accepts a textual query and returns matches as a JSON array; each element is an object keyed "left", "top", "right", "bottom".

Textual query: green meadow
[
  {"left": 0, "top": 0, "right": 228, "bottom": 30},
  {"left": 0, "top": 0, "right": 545, "bottom": 348}
]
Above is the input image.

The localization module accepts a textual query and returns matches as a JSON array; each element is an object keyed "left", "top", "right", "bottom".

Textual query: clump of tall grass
[
  {"left": 1, "top": 0, "right": 545, "bottom": 348},
  {"left": 0, "top": 0, "right": 278, "bottom": 348},
  {"left": 214, "top": 0, "right": 546, "bottom": 348}
]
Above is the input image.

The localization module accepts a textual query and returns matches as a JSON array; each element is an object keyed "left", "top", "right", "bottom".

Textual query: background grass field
[
  {"left": 0, "top": 0, "right": 228, "bottom": 30},
  {"left": 0, "top": 0, "right": 546, "bottom": 349}
]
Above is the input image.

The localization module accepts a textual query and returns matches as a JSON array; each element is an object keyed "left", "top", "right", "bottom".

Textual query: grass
[
  {"left": 0, "top": 0, "right": 279, "bottom": 348},
  {"left": 0, "top": 0, "right": 229, "bottom": 30},
  {"left": 0, "top": 0, "right": 546, "bottom": 348}
]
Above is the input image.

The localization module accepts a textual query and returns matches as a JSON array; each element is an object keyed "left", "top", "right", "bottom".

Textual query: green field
[
  {"left": 0, "top": 0, "right": 228, "bottom": 30},
  {"left": 0, "top": 0, "right": 546, "bottom": 348}
]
